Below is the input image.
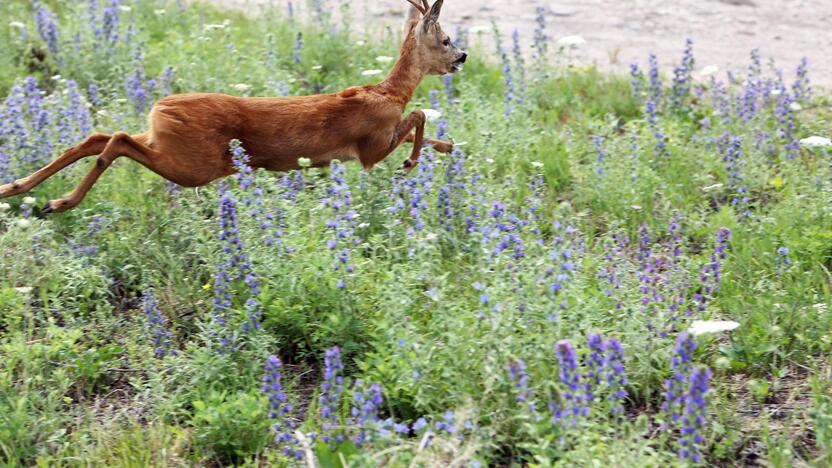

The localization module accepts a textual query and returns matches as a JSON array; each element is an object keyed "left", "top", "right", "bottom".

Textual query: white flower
[
  {"left": 699, "top": 65, "right": 719, "bottom": 77},
  {"left": 15, "top": 287, "right": 33, "bottom": 294},
  {"left": 799, "top": 136, "right": 832, "bottom": 148},
  {"left": 425, "top": 232, "right": 437, "bottom": 241},
  {"left": 118, "top": 5, "right": 132, "bottom": 12},
  {"left": 468, "top": 25, "right": 490, "bottom": 34},
  {"left": 232, "top": 83, "right": 250, "bottom": 91},
  {"left": 375, "top": 56, "right": 394, "bottom": 64},
  {"left": 154, "top": 9, "right": 166, "bottom": 15},
  {"left": 356, "top": 40, "right": 366, "bottom": 46},
  {"left": 312, "top": 65, "right": 323, "bottom": 70},
  {"left": 688, "top": 320, "right": 740, "bottom": 336},
  {"left": 771, "top": 89, "right": 782, "bottom": 96},
  {"left": 789, "top": 102, "right": 803, "bottom": 111},
  {"left": 16, "top": 218, "right": 31, "bottom": 228},
  {"left": 361, "top": 69, "right": 383, "bottom": 76},
  {"left": 9, "top": 21, "right": 25, "bottom": 29},
  {"left": 0, "top": 202, "right": 10, "bottom": 211},
  {"left": 297, "top": 157, "right": 312, "bottom": 168},
  {"left": 485, "top": 158, "right": 495, "bottom": 163},
  {"left": 629, "top": 205, "right": 642, "bottom": 211},
  {"left": 422, "top": 109, "right": 442, "bottom": 122},
  {"left": 23, "top": 196, "right": 36, "bottom": 205},
  {"left": 203, "top": 22, "right": 228, "bottom": 31},
  {"left": 557, "top": 35, "right": 586, "bottom": 49},
  {"left": 530, "top": 161, "right": 544, "bottom": 168}
]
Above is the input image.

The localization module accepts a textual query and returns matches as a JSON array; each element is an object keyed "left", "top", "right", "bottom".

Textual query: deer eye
[{"left": 442, "top": 39, "right": 451, "bottom": 47}]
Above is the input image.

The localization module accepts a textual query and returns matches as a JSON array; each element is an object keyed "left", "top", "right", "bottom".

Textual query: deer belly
[{"left": 313, "top": 146, "right": 359, "bottom": 165}]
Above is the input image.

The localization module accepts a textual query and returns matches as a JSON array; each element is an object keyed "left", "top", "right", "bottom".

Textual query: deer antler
[{"left": 405, "top": 0, "right": 426, "bottom": 14}]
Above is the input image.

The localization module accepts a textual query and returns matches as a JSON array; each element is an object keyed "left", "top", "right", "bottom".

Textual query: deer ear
[
  {"left": 422, "top": 0, "right": 443, "bottom": 33},
  {"left": 404, "top": 5, "right": 421, "bottom": 35}
]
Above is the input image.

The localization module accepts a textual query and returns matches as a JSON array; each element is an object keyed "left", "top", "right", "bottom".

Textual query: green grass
[{"left": 1, "top": 0, "right": 831, "bottom": 466}]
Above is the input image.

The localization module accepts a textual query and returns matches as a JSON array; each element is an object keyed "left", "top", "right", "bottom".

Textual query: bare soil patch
[{"left": 204, "top": 0, "right": 832, "bottom": 89}]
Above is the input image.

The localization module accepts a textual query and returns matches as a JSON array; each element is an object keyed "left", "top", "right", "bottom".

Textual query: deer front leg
[
  {"left": 399, "top": 110, "right": 426, "bottom": 173},
  {"left": 358, "top": 110, "right": 426, "bottom": 172},
  {"left": 404, "top": 133, "right": 454, "bottom": 154}
]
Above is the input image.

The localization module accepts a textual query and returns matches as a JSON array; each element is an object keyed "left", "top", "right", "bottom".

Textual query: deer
[{"left": 0, "top": 0, "right": 466, "bottom": 213}]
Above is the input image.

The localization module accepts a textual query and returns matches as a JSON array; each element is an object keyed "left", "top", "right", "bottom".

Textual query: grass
[{"left": 1, "top": 0, "right": 831, "bottom": 466}]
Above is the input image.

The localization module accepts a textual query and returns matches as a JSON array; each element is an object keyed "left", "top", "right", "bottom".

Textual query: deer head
[{"left": 403, "top": 0, "right": 467, "bottom": 75}]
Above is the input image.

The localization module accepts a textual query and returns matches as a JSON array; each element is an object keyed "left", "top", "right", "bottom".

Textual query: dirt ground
[{"left": 207, "top": 0, "right": 832, "bottom": 89}]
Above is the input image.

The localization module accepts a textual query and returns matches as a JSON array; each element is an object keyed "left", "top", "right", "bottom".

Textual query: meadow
[{"left": 1, "top": 0, "right": 831, "bottom": 466}]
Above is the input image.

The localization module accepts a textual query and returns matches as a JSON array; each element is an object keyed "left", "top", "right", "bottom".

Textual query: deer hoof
[
  {"left": 401, "top": 159, "right": 418, "bottom": 174},
  {"left": 435, "top": 142, "right": 453, "bottom": 153},
  {"left": 0, "top": 182, "right": 22, "bottom": 198},
  {"left": 41, "top": 199, "right": 71, "bottom": 214}
]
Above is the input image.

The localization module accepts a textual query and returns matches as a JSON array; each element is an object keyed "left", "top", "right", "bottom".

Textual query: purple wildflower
[
  {"left": 509, "top": 360, "right": 537, "bottom": 415},
  {"left": 532, "top": 6, "right": 548, "bottom": 71},
  {"left": 678, "top": 366, "right": 712, "bottom": 463},
  {"left": 292, "top": 32, "right": 303, "bottom": 64},
  {"left": 262, "top": 355, "right": 303, "bottom": 459},
  {"left": 320, "top": 346, "right": 345, "bottom": 443},
  {"left": 34, "top": 2, "right": 60, "bottom": 57},
  {"left": 553, "top": 339, "right": 589, "bottom": 427},
  {"left": 671, "top": 39, "right": 695, "bottom": 109},
  {"left": 662, "top": 332, "right": 697, "bottom": 427},
  {"left": 141, "top": 290, "right": 174, "bottom": 357},
  {"left": 775, "top": 246, "right": 792, "bottom": 275}
]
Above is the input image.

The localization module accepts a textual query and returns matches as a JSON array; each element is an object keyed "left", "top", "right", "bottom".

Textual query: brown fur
[{"left": 0, "top": 0, "right": 466, "bottom": 213}]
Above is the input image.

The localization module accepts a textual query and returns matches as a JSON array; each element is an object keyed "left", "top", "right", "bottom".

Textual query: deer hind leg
[
  {"left": 42, "top": 131, "right": 156, "bottom": 213},
  {"left": 0, "top": 133, "right": 112, "bottom": 199},
  {"left": 404, "top": 132, "right": 454, "bottom": 154}
]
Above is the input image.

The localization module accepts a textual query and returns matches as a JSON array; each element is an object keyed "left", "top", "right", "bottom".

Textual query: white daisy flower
[
  {"left": 361, "top": 69, "right": 383, "bottom": 76},
  {"left": 557, "top": 35, "right": 586, "bottom": 49},
  {"left": 688, "top": 320, "right": 740, "bottom": 336},
  {"left": 799, "top": 136, "right": 831, "bottom": 148},
  {"left": 422, "top": 109, "right": 442, "bottom": 122},
  {"left": 699, "top": 65, "right": 719, "bottom": 77},
  {"left": 297, "top": 157, "right": 312, "bottom": 168}
]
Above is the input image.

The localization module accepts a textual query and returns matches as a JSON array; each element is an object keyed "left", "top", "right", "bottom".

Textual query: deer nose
[{"left": 459, "top": 52, "right": 468, "bottom": 63}]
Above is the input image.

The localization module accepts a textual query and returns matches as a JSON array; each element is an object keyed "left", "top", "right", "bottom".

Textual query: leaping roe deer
[{"left": 0, "top": 0, "right": 466, "bottom": 213}]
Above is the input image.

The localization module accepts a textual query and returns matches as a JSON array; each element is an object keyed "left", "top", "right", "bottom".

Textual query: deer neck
[{"left": 377, "top": 33, "right": 424, "bottom": 106}]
